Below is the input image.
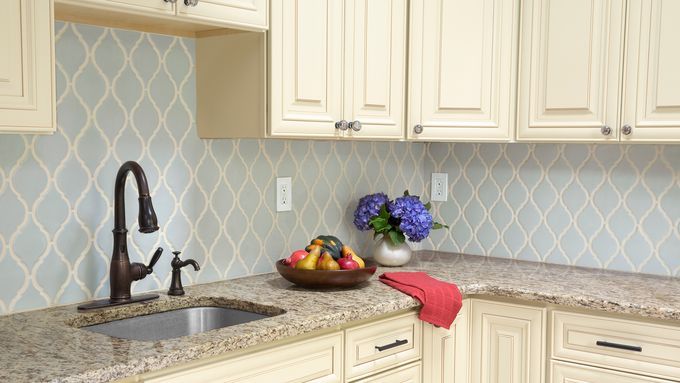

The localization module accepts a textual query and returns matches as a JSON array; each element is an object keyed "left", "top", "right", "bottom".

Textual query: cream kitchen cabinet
[
  {"left": 621, "top": 0, "right": 680, "bottom": 142},
  {"left": 407, "top": 0, "right": 519, "bottom": 141},
  {"left": 269, "top": 0, "right": 407, "bottom": 140},
  {"left": 55, "top": 0, "right": 267, "bottom": 35},
  {"left": 177, "top": 0, "right": 268, "bottom": 32},
  {"left": 517, "top": 0, "right": 626, "bottom": 142},
  {"left": 354, "top": 362, "right": 422, "bottom": 383},
  {"left": 550, "top": 361, "right": 673, "bottom": 383},
  {"left": 57, "top": 0, "right": 175, "bottom": 17},
  {"left": 470, "top": 300, "right": 546, "bottom": 383},
  {"left": 422, "top": 300, "right": 470, "bottom": 383},
  {"left": 518, "top": 0, "right": 680, "bottom": 143},
  {"left": 0, "top": 0, "right": 55, "bottom": 134},
  {"left": 141, "top": 331, "right": 344, "bottom": 383}
]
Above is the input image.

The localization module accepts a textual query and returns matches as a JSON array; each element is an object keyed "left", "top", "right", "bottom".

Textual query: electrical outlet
[
  {"left": 431, "top": 173, "right": 448, "bottom": 202},
  {"left": 276, "top": 177, "right": 292, "bottom": 212}
]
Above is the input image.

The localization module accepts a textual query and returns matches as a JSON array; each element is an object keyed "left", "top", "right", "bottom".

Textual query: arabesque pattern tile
[
  {"left": 0, "top": 22, "right": 678, "bottom": 316},
  {"left": 0, "top": 22, "right": 426, "bottom": 314},
  {"left": 423, "top": 143, "right": 680, "bottom": 276}
]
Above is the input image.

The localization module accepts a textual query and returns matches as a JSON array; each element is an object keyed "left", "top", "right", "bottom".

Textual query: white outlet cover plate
[
  {"left": 276, "top": 177, "right": 292, "bottom": 212},
  {"left": 431, "top": 173, "right": 448, "bottom": 202}
]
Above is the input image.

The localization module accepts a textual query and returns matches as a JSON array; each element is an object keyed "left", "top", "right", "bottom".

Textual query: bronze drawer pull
[
  {"left": 375, "top": 339, "right": 408, "bottom": 352},
  {"left": 596, "top": 340, "right": 642, "bottom": 352}
]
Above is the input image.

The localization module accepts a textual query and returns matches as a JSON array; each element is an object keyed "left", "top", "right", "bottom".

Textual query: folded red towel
[{"left": 379, "top": 272, "right": 462, "bottom": 329}]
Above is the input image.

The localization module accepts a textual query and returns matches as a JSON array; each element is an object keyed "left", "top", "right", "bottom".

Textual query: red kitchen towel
[{"left": 379, "top": 272, "right": 462, "bottom": 329}]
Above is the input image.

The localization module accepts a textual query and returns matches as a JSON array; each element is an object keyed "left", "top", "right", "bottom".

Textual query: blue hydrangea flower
[
  {"left": 387, "top": 195, "right": 433, "bottom": 242},
  {"left": 353, "top": 192, "right": 389, "bottom": 231}
]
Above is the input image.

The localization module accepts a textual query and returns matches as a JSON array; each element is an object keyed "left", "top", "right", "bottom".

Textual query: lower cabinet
[
  {"left": 134, "top": 299, "right": 680, "bottom": 383},
  {"left": 354, "top": 362, "right": 421, "bottom": 383},
  {"left": 344, "top": 312, "right": 421, "bottom": 380},
  {"left": 470, "top": 300, "right": 546, "bottom": 383},
  {"left": 551, "top": 361, "right": 672, "bottom": 383},
  {"left": 422, "top": 300, "right": 470, "bottom": 383},
  {"left": 143, "top": 332, "right": 344, "bottom": 383}
]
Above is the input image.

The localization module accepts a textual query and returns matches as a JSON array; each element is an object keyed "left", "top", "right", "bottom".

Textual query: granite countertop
[{"left": 4, "top": 251, "right": 680, "bottom": 383}]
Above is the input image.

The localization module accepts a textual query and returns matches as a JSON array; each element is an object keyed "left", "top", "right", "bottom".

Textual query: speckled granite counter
[{"left": 4, "top": 251, "right": 680, "bottom": 383}]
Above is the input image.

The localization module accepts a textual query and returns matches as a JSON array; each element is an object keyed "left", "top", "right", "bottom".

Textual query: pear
[
  {"left": 319, "top": 252, "right": 340, "bottom": 270},
  {"left": 295, "top": 247, "right": 321, "bottom": 270}
]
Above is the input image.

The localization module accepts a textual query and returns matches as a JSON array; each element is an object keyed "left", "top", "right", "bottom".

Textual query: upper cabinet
[
  {"left": 176, "top": 0, "right": 268, "bottom": 31},
  {"left": 407, "top": 0, "right": 519, "bottom": 142},
  {"left": 269, "top": 0, "right": 407, "bottom": 140},
  {"left": 343, "top": 0, "right": 407, "bottom": 140},
  {"left": 518, "top": 0, "right": 625, "bottom": 142},
  {"left": 622, "top": 0, "right": 680, "bottom": 142},
  {"left": 55, "top": 0, "right": 268, "bottom": 33},
  {"left": 268, "top": 0, "right": 344, "bottom": 139},
  {"left": 0, "top": 0, "right": 55, "bottom": 134},
  {"left": 518, "top": 0, "right": 680, "bottom": 143}
]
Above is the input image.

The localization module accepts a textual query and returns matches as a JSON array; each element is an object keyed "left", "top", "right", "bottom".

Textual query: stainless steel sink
[{"left": 82, "top": 306, "right": 273, "bottom": 341}]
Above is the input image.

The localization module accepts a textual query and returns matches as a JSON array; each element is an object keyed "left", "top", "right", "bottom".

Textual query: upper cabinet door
[
  {"left": 517, "top": 0, "right": 625, "bottom": 142},
  {"left": 59, "top": 0, "right": 175, "bottom": 15},
  {"left": 177, "top": 0, "right": 267, "bottom": 30},
  {"left": 343, "top": 0, "right": 407, "bottom": 140},
  {"left": 269, "top": 0, "right": 344, "bottom": 138},
  {"left": 0, "top": 0, "right": 54, "bottom": 134},
  {"left": 622, "top": 0, "right": 680, "bottom": 142},
  {"left": 408, "top": 0, "right": 519, "bottom": 141}
]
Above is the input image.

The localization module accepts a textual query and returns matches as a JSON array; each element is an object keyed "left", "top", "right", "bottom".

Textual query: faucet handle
[
  {"left": 146, "top": 247, "right": 163, "bottom": 273},
  {"left": 168, "top": 250, "right": 200, "bottom": 296}
]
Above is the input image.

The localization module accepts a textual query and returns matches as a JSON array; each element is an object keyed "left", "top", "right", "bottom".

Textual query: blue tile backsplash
[
  {"left": 0, "top": 22, "right": 677, "bottom": 314},
  {"left": 422, "top": 143, "right": 680, "bottom": 276}
]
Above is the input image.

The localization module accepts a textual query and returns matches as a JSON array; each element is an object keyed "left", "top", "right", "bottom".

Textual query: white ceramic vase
[{"left": 373, "top": 236, "right": 412, "bottom": 266}]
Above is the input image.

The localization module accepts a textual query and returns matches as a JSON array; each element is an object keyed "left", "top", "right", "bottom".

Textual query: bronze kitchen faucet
[{"left": 78, "top": 161, "right": 163, "bottom": 311}]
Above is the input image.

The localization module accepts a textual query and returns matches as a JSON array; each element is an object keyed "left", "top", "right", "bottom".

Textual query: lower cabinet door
[
  {"left": 422, "top": 300, "right": 469, "bottom": 383},
  {"left": 551, "top": 361, "right": 673, "bottom": 383},
  {"left": 470, "top": 300, "right": 546, "bottom": 383},
  {"left": 354, "top": 362, "right": 421, "bottom": 383},
  {"left": 143, "top": 332, "right": 343, "bottom": 383}
]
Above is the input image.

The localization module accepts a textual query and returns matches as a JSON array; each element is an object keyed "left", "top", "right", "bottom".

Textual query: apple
[
  {"left": 337, "top": 257, "right": 360, "bottom": 270},
  {"left": 284, "top": 250, "right": 308, "bottom": 268}
]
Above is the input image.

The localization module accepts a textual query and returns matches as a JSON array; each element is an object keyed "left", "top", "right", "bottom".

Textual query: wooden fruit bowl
[{"left": 275, "top": 260, "right": 377, "bottom": 288}]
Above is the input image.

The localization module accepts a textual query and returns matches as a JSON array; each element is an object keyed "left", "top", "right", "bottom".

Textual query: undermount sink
[{"left": 82, "top": 306, "right": 275, "bottom": 341}]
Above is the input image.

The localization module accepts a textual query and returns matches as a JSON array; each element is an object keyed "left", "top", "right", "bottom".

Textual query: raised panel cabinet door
[
  {"left": 408, "top": 0, "right": 519, "bottom": 141},
  {"left": 622, "top": 0, "right": 680, "bottom": 142},
  {"left": 269, "top": 0, "right": 344, "bottom": 138},
  {"left": 0, "top": 0, "right": 55, "bottom": 134},
  {"left": 56, "top": 0, "right": 175, "bottom": 15},
  {"left": 177, "top": 0, "right": 267, "bottom": 31},
  {"left": 517, "top": 0, "right": 625, "bottom": 141},
  {"left": 343, "top": 0, "right": 406, "bottom": 140},
  {"left": 470, "top": 300, "right": 546, "bottom": 383},
  {"left": 422, "top": 300, "right": 469, "bottom": 383},
  {"left": 551, "top": 361, "right": 672, "bottom": 383}
]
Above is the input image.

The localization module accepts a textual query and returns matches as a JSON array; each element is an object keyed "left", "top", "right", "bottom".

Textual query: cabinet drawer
[
  {"left": 355, "top": 362, "right": 421, "bottom": 383},
  {"left": 144, "top": 332, "right": 343, "bottom": 383},
  {"left": 552, "top": 311, "right": 680, "bottom": 380},
  {"left": 551, "top": 360, "right": 672, "bottom": 383},
  {"left": 345, "top": 312, "right": 422, "bottom": 380}
]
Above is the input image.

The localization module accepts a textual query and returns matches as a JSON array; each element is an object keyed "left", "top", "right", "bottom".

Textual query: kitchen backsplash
[
  {"left": 422, "top": 143, "right": 680, "bottom": 277},
  {"left": 0, "top": 22, "right": 677, "bottom": 315},
  {"left": 0, "top": 22, "right": 426, "bottom": 314}
]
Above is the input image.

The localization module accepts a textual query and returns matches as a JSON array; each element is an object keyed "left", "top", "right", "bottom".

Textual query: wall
[
  {"left": 423, "top": 143, "right": 680, "bottom": 277},
  {"left": 0, "top": 22, "right": 426, "bottom": 314},
  {"left": 0, "top": 22, "right": 678, "bottom": 315}
]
